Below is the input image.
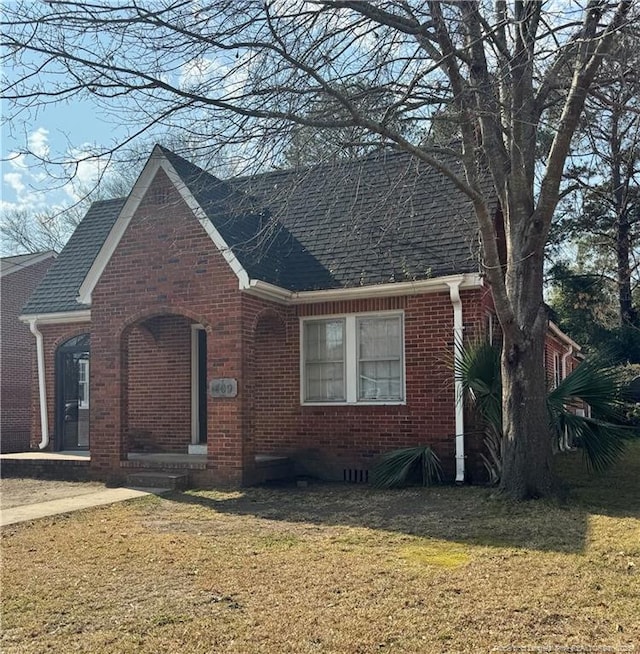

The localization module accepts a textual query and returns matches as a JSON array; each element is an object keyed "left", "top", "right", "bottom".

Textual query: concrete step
[
  {"left": 252, "top": 455, "right": 295, "bottom": 485},
  {"left": 126, "top": 471, "right": 189, "bottom": 490}
]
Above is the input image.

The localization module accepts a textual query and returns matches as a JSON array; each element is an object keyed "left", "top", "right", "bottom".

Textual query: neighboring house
[
  {"left": 1, "top": 251, "right": 57, "bottom": 452},
  {"left": 20, "top": 146, "right": 580, "bottom": 485}
]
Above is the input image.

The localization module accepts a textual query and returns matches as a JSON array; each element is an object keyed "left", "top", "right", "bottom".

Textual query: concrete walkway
[{"left": 1, "top": 487, "right": 164, "bottom": 527}]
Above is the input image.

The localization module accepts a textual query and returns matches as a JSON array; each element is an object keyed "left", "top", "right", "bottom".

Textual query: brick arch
[
  {"left": 53, "top": 327, "right": 92, "bottom": 351},
  {"left": 118, "top": 307, "right": 205, "bottom": 455},
  {"left": 252, "top": 308, "right": 287, "bottom": 339},
  {"left": 117, "top": 305, "right": 212, "bottom": 340}
]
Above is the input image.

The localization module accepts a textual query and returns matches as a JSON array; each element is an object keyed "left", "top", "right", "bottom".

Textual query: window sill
[{"left": 301, "top": 400, "right": 406, "bottom": 407}]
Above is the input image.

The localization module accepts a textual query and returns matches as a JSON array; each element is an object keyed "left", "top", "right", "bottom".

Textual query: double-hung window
[
  {"left": 302, "top": 312, "right": 404, "bottom": 404},
  {"left": 303, "top": 319, "right": 346, "bottom": 401}
]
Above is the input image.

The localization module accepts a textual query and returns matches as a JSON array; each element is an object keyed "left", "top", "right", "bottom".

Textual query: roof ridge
[{"left": 230, "top": 147, "right": 411, "bottom": 183}]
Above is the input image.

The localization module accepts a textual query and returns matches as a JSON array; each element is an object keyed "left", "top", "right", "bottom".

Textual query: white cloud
[
  {"left": 7, "top": 152, "right": 28, "bottom": 170},
  {"left": 1, "top": 128, "right": 60, "bottom": 213},
  {"left": 28, "top": 127, "right": 50, "bottom": 159},
  {"left": 62, "top": 145, "right": 111, "bottom": 201},
  {"left": 3, "top": 172, "right": 25, "bottom": 195},
  {"left": 180, "top": 57, "right": 217, "bottom": 91}
]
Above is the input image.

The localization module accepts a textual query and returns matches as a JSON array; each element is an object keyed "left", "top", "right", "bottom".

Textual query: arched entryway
[
  {"left": 121, "top": 313, "right": 208, "bottom": 455},
  {"left": 55, "top": 333, "right": 90, "bottom": 451}
]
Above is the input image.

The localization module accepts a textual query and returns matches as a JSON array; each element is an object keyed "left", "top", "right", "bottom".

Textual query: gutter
[
  {"left": 245, "top": 273, "right": 484, "bottom": 305},
  {"left": 19, "top": 309, "right": 91, "bottom": 325},
  {"left": 446, "top": 278, "right": 466, "bottom": 484},
  {"left": 29, "top": 319, "right": 49, "bottom": 450}
]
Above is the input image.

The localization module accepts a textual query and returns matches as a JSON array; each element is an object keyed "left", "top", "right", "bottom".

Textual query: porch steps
[{"left": 126, "top": 471, "right": 190, "bottom": 490}]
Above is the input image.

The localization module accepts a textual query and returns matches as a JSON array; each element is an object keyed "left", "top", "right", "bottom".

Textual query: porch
[{"left": 0, "top": 451, "right": 293, "bottom": 488}]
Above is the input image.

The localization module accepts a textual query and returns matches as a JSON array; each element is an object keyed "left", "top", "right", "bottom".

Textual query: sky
[{"left": 1, "top": 95, "right": 129, "bottom": 220}]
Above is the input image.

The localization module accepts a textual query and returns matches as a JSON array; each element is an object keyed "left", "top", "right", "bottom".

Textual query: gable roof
[
  {"left": 231, "top": 151, "right": 483, "bottom": 290},
  {"left": 22, "top": 146, "right": 489, "bottom": 316},
  {"left": 0, "top": 251, "right": 56, "bottom": 278},
  {"left": 21, "top": 199, "right": 125, "bottom": 314}
]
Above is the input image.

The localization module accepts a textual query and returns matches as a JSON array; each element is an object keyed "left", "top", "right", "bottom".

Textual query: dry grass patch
[
  {"left": 2, "top": 444, "right": 639, "bottom": 653},
  {"left": 0, "top": 478, "right": 106, "bottom": 509}
]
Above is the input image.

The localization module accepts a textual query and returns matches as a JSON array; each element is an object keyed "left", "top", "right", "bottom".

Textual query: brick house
[
  {"left": 1, "top": 251, "right": 56, "bottom": 452},
  {"left": 20, "top": 146, "right": 580, "bottom": 485}
]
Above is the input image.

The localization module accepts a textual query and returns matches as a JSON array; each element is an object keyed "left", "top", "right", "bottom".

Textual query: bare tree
[
  {"left": 554, "top": 36, "right": 640, "bottom": 329},
  {"left": 1, "top": 0, "right": 635, "bottom": 498}
]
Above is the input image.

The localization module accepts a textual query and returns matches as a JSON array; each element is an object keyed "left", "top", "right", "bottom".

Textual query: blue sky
[{"left": 1, "top": 93, "right": 129, "bottom": 216}]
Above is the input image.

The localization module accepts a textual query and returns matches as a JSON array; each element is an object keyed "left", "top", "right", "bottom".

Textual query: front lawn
[{"left": 2, "top": 444, "right": 639, "bottom": 653}]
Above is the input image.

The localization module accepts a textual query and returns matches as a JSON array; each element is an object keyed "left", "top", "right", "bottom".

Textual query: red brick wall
[
  {"left": 1, "top": 257, "right": 55, "bottom": 452},
  {"left": 545, "top": 332, "right": 581, "bottom": 388},
  {"left": 242, "top": 289, "right": 487, "bottom": 482},
  {"left": 126, "top": 316, "right": 192, "bottom": 452},
  {"left": 89, "top": 168, "right": 245, "bottom": 482}
]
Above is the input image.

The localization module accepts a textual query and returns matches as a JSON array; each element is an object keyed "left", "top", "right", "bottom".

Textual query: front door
[
  {"left": 191, "top": 325, "right": 207, "bottom": 449},
  {"left": 56, "top": 334, "right": 90, "bottom": 450},
  {"left": 197, "top": 328, "right": 208, "bottom": 444}
]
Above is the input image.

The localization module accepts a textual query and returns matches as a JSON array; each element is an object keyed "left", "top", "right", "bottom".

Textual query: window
[
  {"left": 358, "top": 316, "right": 403, "bottom": 400},
  {"left": 303, "top": 319, "right": 345, "bottom": 401},
  {"left": 302, "top": 313, "right": 404, "bottom": 404},
  {"left": 78, "top": 358, "right": 89, "bottom": 409}
]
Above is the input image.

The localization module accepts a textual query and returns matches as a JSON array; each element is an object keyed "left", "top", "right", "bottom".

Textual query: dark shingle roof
[
  {"left": 23, "top": 147, "right": 488, "bottom": 314},
  {"left": 163, "top": 147, "right": 484, "bottom": 291},
  {"left": 231, "top": 151, "right": 483, "bottom": 290},
  {"left": 0, "top": 251, "right": 56, "bottom": 277},
  {"left": 22, "top": 199, "right": 125, "bottom": 314}
]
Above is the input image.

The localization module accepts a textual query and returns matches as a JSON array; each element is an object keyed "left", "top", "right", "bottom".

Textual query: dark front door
[
  {"left": 56, "top": 334, "right": 90, "bottom": 450},
  {"left": 198, "top": 328, "right": 207, "bottom": 443}
]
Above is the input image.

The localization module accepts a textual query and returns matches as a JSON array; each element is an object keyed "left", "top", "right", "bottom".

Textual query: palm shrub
[
  {"left": 457, "top": 340, "right": 636, "bottom": 481},
  {"left": 371, "top": 446, "right": 442, "bottom": 488},
  {"left": 455, "top": 340, "right": 503, "bottom": 484},
  {"left": 547, "top": 358, "right": 636, "bottom": 471}
]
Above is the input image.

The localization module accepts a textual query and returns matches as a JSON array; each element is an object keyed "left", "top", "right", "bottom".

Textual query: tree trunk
[
  {"left": 617, "top": 212, "right": 636, "bottom": 326},
  {"left": 499, "top": 311, "right": 556, "bottom": 499}
]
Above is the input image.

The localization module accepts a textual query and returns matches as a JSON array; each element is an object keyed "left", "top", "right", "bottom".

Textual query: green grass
[{"left": 2, "top": 442, "right": 639, "bottom": 653}]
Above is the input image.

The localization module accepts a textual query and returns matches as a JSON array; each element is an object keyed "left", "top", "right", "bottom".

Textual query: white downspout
[
  {"left": 447, "top": 279, "right": 465, "bottom": 483},
  {"left": 29, "top": 319, "right": 49, "bottom": 449},
  {"left": 561, "top": 345, "right": 574, "bottom": 451}
]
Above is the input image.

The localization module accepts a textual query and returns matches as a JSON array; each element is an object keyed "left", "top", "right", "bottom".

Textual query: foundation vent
[{"left": 343, "top": 468, "right": 369, "bottom": 484}]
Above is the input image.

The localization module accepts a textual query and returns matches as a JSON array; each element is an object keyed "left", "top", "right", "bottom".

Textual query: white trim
[
  {"left": 0, "top": 251, "right": 57, "bottom": 278},
  {"left": 19, "top": 310, "right": 91, "bottom": 325},
  {"left": 76, "top": 145, "right": 251, "bottom": 305},
  {"left": 191, "top": 324, "right": 206, "bottom": 445},
  {"left": 549, "top": 321, "right": 582, "bottom": 352},
  {"left": 78, "top": 358, "right": 90, "bottom": 410},
  {"left": 300, "top": 310, "right": 406, "bottom": 406},
  {"left": 447, "top": 280, "right": 466, "bottom": 484},
  {"left": 247, "top": 273, "right": 483, "bottom": 305},
  {"left": 29, "top": 320, "right": 49, "bottom": 450},
  {"left": 553, "top": 351, "right": 562, "bottom": 388}
]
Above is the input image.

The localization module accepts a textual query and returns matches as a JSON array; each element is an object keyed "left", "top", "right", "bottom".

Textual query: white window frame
[
  {"left": 300, "top": 310, "right": 406, "bottom": 406},
  {"left": 78, "top": 358, "right": 89, "bottom": 409}
]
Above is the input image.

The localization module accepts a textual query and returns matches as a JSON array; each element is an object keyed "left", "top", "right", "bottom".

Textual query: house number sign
[{"left": 210, "top": 378, "right": 238, "bottom": 398}]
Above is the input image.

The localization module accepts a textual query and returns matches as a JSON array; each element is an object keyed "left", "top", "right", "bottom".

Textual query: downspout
[
  {"left": 447, "top": 280, "right": 465, "bottom": 483},
  {"left": 29, "top": 319, "right": 49, "bottom": 449},
  {"left": 561, "top": 345, "right": 574, "bottom": 451}
]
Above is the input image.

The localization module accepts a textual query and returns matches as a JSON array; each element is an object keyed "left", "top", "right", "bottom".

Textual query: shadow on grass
[
  {"left": 552, "top": 440, "right": 640, "bottom": 520},
  {"left": 164, "top": 441, "right": 640, "bottom": 555}
]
